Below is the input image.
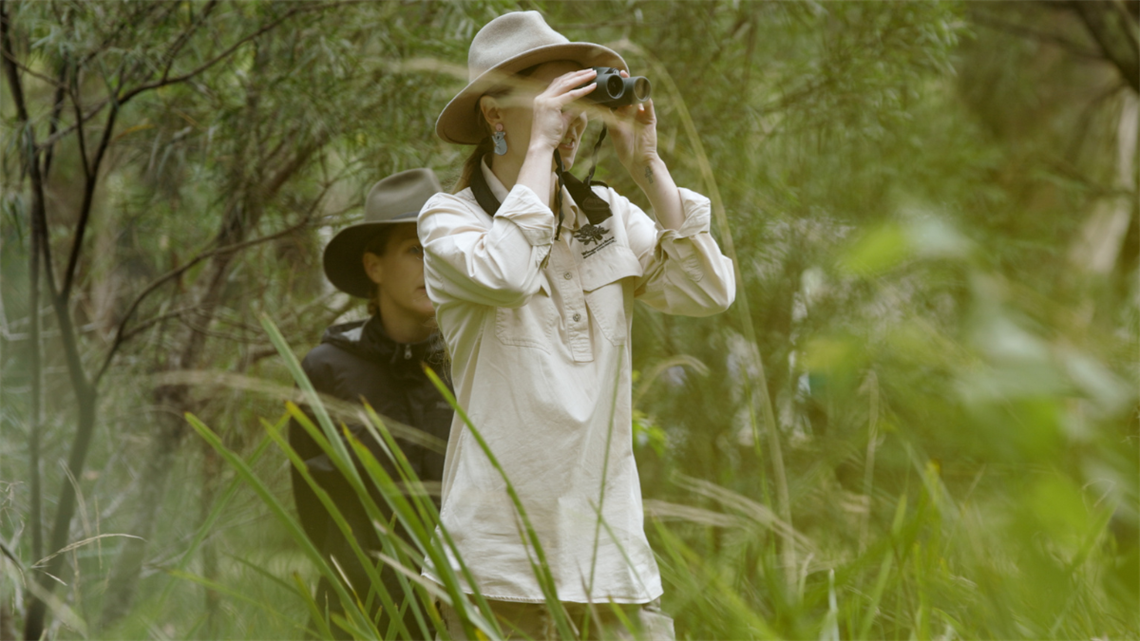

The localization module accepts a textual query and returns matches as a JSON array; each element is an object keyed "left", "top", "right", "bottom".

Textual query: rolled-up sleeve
[
  {"left": 622, "top": 187, "right": 736, "bottom": 316},
  {"left": 418, "top": 186, "right": 557, "bottom": 308}
]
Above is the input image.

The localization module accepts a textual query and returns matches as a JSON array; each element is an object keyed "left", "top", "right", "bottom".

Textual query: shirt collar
[
  {"left": 479, "top": 156, "right": 510, "bottom": 204},
  {"left": 479, "top": 157, "right": 584, "bottom": 230}
]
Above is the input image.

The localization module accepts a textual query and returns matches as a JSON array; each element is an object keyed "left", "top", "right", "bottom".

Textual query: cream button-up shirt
[{"left": 418, "top": 160, "right": 735, "bottom": 603}]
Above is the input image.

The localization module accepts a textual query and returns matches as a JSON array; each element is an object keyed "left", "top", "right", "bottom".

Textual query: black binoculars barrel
[
  {"left": 632, "top": 77, "right": 649, "bottom": 102},
  {"left": 601, "top": 74, "right": 623, "bottom": 99},
  {"left": 581, "top": 67, "right": 651, "bottom": 108}
]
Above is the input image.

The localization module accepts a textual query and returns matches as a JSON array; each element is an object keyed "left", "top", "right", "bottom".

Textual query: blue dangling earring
[{"left": 492, "top": 124, "right": 507, "bottom": 156}]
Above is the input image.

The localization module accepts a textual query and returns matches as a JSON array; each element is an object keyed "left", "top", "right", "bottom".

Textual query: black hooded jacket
[
  {"left": 306, "top": 317, "right": 451, "bottom": 456},
  {"left": 288, "top": 314, "right": 451, "bottom": 633}
]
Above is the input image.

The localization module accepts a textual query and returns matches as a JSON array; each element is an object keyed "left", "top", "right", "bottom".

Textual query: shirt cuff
[
  {"left": 670, "top": 188, "right": 713, "bottom": 238},
  {"left": 496, "top": 185, "right": 557, "bottom": 247}
]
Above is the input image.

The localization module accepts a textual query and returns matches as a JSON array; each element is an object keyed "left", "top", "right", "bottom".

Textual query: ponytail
[{"left": 453, "top": 136, "right": 495, "bottom": 193}]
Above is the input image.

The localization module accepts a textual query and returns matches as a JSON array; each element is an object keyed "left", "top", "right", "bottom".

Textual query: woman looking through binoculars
[{"left": 418, "top": 11, "right": 736, "bottom": 639}]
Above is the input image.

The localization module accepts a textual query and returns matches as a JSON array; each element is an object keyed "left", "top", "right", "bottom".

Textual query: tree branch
[
  {"left": 61, "top": 100, "right": 119, "bottom": 300},
  {"left": 0, "top": 47, "right": 66, "bottom": 88},
  {"left": 116, "top": 307, "right": 198, "bottom": 345},
  {"left": 117, "top": 1, "right": 352, "bottom": 106},
  {"left": 2, "top": 0, "right": 50, "bottom": 572},
  {"left": 159, "top": 0, "right": 219, "bottom": 83},
  {"left": 75, "top": 2, "right": 164, "bottom": 68},
  {"left": 41, "top": 56, "right": 70, "bottom": 180},
  {"left": 69, "top": 69, "right": 91, "bottom": 180},
  {"left": 1071, "top": 0, "right": 1140, "bottom": 92},
  {"left": 35, "top": 100, "right": 106, "bottom": 154},
  {"left": 1111, "top": 0, "right": 1139, "bottom": 52},
  {"left": 2, "top": 2, "right": 31, "bottom": 132},
  {"left": 93, "top": 216, "right": 314, "bottom": 386},
  {"left": 35, "top": 1, "right": 354, "bottom": 154},
  {"left": 969, "top": 10, "right": 1106, "bottom": 61}
]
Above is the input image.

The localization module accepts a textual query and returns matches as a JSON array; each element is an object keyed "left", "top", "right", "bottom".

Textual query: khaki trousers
[{"left": 439, "top": 598, "right": 675, "bottom": 641}]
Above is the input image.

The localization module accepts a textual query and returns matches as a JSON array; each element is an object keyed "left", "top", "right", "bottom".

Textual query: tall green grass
[
  {"left": 13, "top": 201, "right": 1101, "bottom": 641},
  {"left": 171, "top": 240, "right": 1140, "bottom": 638}
]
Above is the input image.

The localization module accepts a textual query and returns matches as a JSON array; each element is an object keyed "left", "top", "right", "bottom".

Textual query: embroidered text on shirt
[{"left": 582, "top": 237, "right": 616, "bottom": 259}]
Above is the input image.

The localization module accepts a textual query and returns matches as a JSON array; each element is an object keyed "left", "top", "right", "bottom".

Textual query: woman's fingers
[
  {"left": 641, "top": 99, "right": 656, "bottom": 119},
  {"left": 558, "top": 82, "right": 597, "bottom": 105},
  {"left": 533, "top": 69, "right": 596, "bottom": 111},
  {"left": 528, "top": 69, "right": 597, "bottom": 148},
  {"left": 610, "top": 103, "right": 638, "bottom": 119},
  {"left": 547, "top": 69, "right": 596, "bottom": 96},
  {"left": 597, "top": 103, "right": 629, "bottom": 129}
]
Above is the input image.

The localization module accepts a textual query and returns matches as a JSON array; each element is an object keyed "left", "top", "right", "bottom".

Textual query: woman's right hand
[{"left": 526, "top": 68, "right": 596, "bottom": 153}]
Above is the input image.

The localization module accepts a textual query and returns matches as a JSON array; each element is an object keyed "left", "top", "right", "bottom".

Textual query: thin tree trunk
[
  {"left": 28, "top": 54, "right": 71, "bottom": 571},
  {"left": 0, "top": 604, "right": 16, "bottom": 641},
  {"left": 99, "top": 239, "right": 245, "bottom": 629},
  {"left": 3, "top": 7, "right": 104, "bottom": 639},
  {"left": 1116, "top": 205, "right": 1139, "bottom": 305},
  {"left": 24, "top": 390, "right": 97, "bottom": 641},
  {"left": 97, "top": 418, "right": 183, "bottom": 628},
  {"left": 27, "top": 165, "right": 43, "bottom": 568},
  {"left": 98, "top": 77, "right": 325, "bottom": 618},
  {"left": 1, "top": 0, "right": 41, "bottom": 569},
  {"left": 4, "top": 4, "right": 324, "bottom": 635},
  {"left": 1069, "top": 93, "right": 1138, "bottom": 276}
]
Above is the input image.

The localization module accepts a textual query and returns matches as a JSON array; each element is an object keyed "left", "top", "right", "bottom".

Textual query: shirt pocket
[
  {"left": 579, "top": 245, "right": 644, "bottom": 346},
  {"left": 494, "top": 276, "right": 557, "bottom": 352}
]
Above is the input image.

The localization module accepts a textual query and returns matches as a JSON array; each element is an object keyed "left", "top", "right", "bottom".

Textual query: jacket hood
[{"left": 320, "top": 315, "right": 446, "bottom": 367}]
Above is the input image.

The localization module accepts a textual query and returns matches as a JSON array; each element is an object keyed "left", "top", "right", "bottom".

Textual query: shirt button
[
  {"left": 563, "top": 272, "right": 572, "bottom": 280},
  {"left": 573, "top": 313, "right": 581, "bottom": 322}
]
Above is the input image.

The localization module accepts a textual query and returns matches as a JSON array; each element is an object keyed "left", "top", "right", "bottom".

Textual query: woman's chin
[{"left": 557, "top": 148, "right": 577, "bottom": 169}]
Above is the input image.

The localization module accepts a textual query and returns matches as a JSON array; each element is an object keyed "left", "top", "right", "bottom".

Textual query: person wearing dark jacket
[{"left": 290, "top": 168, "right": 451, "bottom": 639}]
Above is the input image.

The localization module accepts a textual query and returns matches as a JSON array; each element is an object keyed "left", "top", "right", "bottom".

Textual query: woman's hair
[
  {"left": 451, "top": 91, "right": 506, "bottom": 194},
  {"left": 363, "top": 229, "right": 393, "bottom": 317},
  {"left": 452, "top": 134, "right": 495, "bottom": 194},
  {"left": 451, "top": 64, "right": 542, "bottom": 194}
]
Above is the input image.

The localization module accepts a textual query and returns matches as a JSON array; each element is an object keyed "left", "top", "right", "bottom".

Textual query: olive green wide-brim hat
[
  {"left": 323, "top": 168, "right": 442, "bottom": 298},
  {"left": 436, "top": 11, "right": 628, "bottom": 145}
]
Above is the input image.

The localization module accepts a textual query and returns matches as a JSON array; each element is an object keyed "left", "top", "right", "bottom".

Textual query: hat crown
[
  {"left": 436, "top": 11, "right": 626, "bottom": 145},
  {"left": 323, "top": 168, "right": 441, "bottom": 299},
  {"left": 364, "top": 168, "right": 443, "bottom": 223},
  {"left": 468, "top": 11, "right": 569, "bottom": 82}
]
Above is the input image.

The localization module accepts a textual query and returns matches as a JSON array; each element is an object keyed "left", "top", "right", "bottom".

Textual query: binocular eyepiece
[{"left": 580, "top": 67, "right": 651, "bottom": 109}]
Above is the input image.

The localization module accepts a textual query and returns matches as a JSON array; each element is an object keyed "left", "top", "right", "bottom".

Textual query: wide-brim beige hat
[
  {"left": 323, "top": 168, "right": 442, "bottom": 298},
  {"left": 436, "top": 11, "right": 627, "bottom": 145}
]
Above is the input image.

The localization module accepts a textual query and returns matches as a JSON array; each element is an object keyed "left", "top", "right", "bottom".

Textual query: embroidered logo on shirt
[
  {"left": 573, "top": 224, "right": 606, "bottom": 246},
  {"left": 573, "top": 223, "right": 616, "bottom": 259}
]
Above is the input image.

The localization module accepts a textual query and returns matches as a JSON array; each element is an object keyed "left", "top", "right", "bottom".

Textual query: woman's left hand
[
  {"left": 603, "top": 72, "right": 660, "bottom": 173},
  {"left": 600, "top": 71, "right": 684, "bottom": 229}
]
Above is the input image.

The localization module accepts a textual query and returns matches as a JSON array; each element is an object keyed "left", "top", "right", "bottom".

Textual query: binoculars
[{"left": 580, "top": 67, "right": 651, "bottom": 108}]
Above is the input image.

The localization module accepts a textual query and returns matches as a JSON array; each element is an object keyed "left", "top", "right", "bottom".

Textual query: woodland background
[{"left": 0, "top": 1, "right": 1137, "bottom": 639}]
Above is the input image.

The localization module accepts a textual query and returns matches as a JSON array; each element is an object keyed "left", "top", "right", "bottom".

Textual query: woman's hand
[
  {"left": 604, "top": 72, "right": 661, "bottom": 174},
  {"left": 513, "top": 66, "right": 595, "bottom": 208},
  {"left": 527, "top": 68, "right": 596, "bottom": 154},
  {"left": 602, "top": 72, "right": 685, "bottom": 230}
]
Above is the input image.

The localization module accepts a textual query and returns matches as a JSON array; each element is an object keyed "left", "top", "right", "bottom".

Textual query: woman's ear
[
  {"left": 478, "top": 95, "right": 502, "bottom": 131},
  {"left": 363, "top": 252, "right": 383, "bottom": 286}
]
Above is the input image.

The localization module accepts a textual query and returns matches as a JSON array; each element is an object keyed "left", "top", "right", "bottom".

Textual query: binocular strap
[{"left": 469, "top": 126, "right": 613, "bottom": 240}]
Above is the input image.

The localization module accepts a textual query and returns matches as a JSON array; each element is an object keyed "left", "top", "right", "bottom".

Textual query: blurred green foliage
[{"left": 1, "top": 1, "right": 1136, "bottom": 639}]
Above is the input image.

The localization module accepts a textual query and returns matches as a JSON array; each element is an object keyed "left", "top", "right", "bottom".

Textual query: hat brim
[
  {"left": 436, "top": 42, "right": 627, "bottom": 145},
  {"left": 322, "top": 213, "right": 418, "bottom": 298}
]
